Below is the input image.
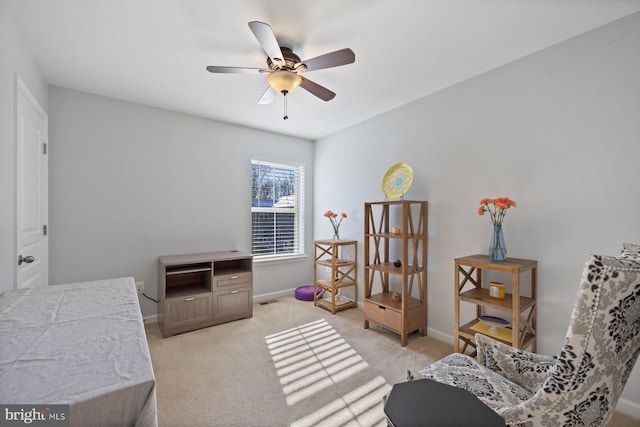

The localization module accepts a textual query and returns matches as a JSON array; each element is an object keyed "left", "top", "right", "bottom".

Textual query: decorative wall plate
[{"left": 382, "top": 162, "right": 414, "bottom": 199}]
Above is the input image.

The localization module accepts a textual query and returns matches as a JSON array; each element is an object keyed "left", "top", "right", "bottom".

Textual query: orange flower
[
  {"left": 494, "top": 197, "right": 516, "bottom": 208},
  {"left": 324, "top": 210, "right": 347, "bottom": 238},
  {"left": 477, "top": 197, "right": 516, "bottom": 226}
]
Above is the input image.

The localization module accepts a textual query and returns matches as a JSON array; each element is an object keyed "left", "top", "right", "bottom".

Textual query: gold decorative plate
[{"left": 382, "top": 162, "right": 413, "bottom": 199}]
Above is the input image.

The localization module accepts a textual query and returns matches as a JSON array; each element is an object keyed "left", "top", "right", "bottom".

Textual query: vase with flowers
[
  {"left": 478, "top": 197, "right": 517, "bottom": 261},
  {"left": 324, "top": 210, "right": 347, "bottom": 240}
]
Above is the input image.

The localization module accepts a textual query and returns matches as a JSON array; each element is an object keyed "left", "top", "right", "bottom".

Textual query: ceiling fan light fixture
[{"left": 267, "top": 70, "right": 302, "bottom": 94}]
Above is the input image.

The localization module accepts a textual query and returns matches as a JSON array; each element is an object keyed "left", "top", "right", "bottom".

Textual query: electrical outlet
[{"left": 135, "top": 281, "right": 144, "bottom": 294}]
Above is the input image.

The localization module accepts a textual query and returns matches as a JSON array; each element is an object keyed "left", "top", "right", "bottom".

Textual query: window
[{"left": 251, "top": 159, "right": 304, "bottom": 260}]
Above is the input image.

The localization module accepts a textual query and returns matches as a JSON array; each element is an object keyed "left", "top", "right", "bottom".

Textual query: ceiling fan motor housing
[{"left": 267, "top": 47, "right": 306, "bottom": 72}]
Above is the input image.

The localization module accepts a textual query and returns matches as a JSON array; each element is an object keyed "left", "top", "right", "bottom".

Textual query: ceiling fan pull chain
[{"left": 283, "top": 90, "right": 289, "bottom": 120}]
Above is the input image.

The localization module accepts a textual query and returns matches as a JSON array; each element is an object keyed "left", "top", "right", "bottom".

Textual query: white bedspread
[{"left": 0, "top": 277, "right": 157, "bottom": 427}]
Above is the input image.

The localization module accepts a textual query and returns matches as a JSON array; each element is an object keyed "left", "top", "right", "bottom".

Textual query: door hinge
[
  {"left": 43, "top": 224, "right": 48, "bottom": 236},
  {"left": 42, "top": 142, "right": 48, "bottom": 155}
]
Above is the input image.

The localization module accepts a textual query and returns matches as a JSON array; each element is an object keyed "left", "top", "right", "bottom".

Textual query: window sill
[{"left": 253, "top": 254, "right": 308, "bottom": 265}]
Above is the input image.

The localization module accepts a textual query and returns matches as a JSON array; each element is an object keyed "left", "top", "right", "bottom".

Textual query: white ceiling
[{"left": 6, "top": 0, "right": 640, "bottom": 140}]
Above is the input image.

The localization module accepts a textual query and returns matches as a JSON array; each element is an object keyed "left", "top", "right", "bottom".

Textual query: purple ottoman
[{"left": 295, "top": 285, "right": 323, "bottom": 301}]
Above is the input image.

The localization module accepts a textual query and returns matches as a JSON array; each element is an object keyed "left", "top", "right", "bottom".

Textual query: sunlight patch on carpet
[
  {"left": 266, "top": 319, "right": 391, "bottom": 425},
  {"left": 266, "top": 319, "right": 369, "bottom": 405},
  {"left": 289, "top": 375, "right": 391, "bottom": 427}
]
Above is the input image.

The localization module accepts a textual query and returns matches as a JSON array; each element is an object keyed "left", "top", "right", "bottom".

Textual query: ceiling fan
[{"left": 206, "top": 21, "right": 355, "bottom": 119}]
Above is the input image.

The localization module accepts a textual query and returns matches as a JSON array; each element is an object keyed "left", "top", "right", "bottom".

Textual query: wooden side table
[
  {"left": 454, "top": 255, "right": 537, "bottom": 355},
  {"left": 313, "top": 239, "right": 358, "bottom": 313}
]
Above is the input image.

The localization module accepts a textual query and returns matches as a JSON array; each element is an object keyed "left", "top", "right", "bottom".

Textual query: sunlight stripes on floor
[{"left": 266, "top": 319, "right": 391, "bottom": 425}]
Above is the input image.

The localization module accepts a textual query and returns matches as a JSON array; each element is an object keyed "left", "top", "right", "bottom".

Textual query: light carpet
[{"left": 145, "top": 296, "right": 452, "bottom": 427}]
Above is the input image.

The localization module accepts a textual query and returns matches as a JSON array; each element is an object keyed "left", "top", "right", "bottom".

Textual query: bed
[{"left": 0, "top": 277, "right": 157, "bottom": 427}]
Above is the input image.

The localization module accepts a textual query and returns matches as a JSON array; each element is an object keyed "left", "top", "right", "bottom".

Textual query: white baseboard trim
[
  {"left": 426, "top": 327, "right": 455, "bottom": 346},
  {"left": 616, "top": 398, "right": 640, "bottom": 420},
  {"left": 143, "top": 314, "right": 158, "bottom": 324},
  {"left": 254, "top": 288, "right": 295, "bottom": 303}
]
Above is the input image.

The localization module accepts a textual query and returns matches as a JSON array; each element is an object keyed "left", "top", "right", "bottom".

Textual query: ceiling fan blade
[
  {"left": 300, "top": 48, "right": 355, "bottom": 72},
  {"left": 248, "top": 21, "right": 284, "bottom": 65},
  {"left": 206, "top": 66, "right": 266, "bottom": 74},
  {"left": 299, "top": 77, "right": 336, "bottom": 102},
  {"left": 258, "top": 86, "right": 277, "bottom": 104}
]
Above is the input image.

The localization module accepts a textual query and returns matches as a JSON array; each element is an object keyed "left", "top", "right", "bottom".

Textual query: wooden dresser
[{"left": 158, "top": 251, "right": 253, "bottom": 337}]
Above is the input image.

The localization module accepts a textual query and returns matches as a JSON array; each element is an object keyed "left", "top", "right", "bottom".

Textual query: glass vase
[
  {"left": 489, "top": 224, "right": 507, "bottom": 261},
  {"left": 333, "top": 230, "right": 340, "bottom": 240}
]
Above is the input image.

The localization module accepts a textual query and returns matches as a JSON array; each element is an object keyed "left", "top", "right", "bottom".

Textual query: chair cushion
[
  {"left": 620, "top": 243, "right": 640, "bottom": 262},
  {"left": 418, "top": 353, "right": 533, "bottom": 411},
  {"left": 476, "top": 333, "right": 556, "bottom": 394}
]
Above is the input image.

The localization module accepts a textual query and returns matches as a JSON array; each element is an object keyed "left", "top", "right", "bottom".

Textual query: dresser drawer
[
  {"left": 164, "top": 293, "right": 213, "bottom": 331},
  {"left": 213, "top": 286, "right": 253, "bottom": 319},
  {"left": 214, "top": 272, "right": 252, "bottom": 289},
  {"left": 365, "top": 300, "right": 401, "bottom": 332}
]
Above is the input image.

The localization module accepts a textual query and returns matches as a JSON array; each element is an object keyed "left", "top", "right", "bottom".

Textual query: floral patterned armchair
[{"left": 416, "top": 244, "right": 640, "bottom": 426}]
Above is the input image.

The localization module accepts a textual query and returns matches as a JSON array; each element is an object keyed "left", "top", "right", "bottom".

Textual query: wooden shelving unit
[
  {"left": 363, "top": 200, "right": 428, "bottom": 346},
  {"left": 313, "top": 239, "right": 358, "bottom": 313},
  {"left": 454, "top": 254, "right": 537, "bottom": 355}
]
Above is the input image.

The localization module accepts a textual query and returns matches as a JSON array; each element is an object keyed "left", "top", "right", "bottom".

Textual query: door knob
[{"left": 18, "top": 255, "right": 35, "bottom": 265}]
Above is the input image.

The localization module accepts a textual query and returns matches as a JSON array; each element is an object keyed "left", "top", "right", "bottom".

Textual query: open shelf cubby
[{"left": 165, "top": 262, "right": 212, "bottom": 298}]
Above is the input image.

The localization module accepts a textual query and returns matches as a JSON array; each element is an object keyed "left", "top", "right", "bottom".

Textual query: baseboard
[
  {"left": 616, "top": 398, "right": 640, "bottom": 420},
  {"left": 253, "top": 288, "right": 295, "bottom": 304},
  {"left": 143, "top": 314, "right": 158, "bottom": 324},
  {"left": 426, "top": 327, "right": 455, "bottom": 346}
]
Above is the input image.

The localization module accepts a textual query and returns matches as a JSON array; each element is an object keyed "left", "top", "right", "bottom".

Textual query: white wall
[
  {"left": 0, "top": 4, "right": 49, "bottom": 293},
  {"left": 314, "top": 12, "right": 640, "bottom": 406},
  {"left": 48, "top": 87, "right": 314, "bottom": 317}
]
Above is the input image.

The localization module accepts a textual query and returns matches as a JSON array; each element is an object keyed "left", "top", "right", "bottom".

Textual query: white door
[{"left": 16, "top": 76, "right": 48, "bottom": 289}]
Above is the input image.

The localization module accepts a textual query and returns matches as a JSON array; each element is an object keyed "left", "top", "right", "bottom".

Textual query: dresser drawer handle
[
  {"left": 184, "top": 297, "right": 195, "bottom": 302},
  {"left": 230, "top": 275, "right": 239, "bottom": 279},
  {"left": 230, "top": 290, "right": 239, "bottom": 294}
]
